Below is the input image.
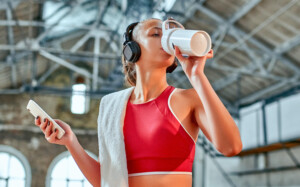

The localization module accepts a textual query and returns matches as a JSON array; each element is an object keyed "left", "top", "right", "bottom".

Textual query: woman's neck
[{"left": 132, "top": 69, "right": 169, "bottom": 103}]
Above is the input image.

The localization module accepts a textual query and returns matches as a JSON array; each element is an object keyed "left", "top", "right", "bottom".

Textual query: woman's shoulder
[
  {"left": 172, "top": 87, "right": 201, "bottom": 108},
  {"left": 173, "top": 87, "right": 197, "bottom": 98}
]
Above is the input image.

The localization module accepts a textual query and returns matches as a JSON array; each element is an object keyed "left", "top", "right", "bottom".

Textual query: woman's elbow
[{"left": 223, "top": 142, "right": 243, "bottom": 157}]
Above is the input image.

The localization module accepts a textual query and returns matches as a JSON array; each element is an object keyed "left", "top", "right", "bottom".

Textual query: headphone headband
[{"left": 123, "top": 22, "right": 139, "bottom": 45}]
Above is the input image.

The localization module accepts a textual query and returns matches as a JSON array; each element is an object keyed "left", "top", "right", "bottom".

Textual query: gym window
[
  {"left": 0, "top": 145, "right": 31, "bottom": 187},
  {"left": 71, "top": 75, "right": 90, "bottom": 114},
  {"left": 46, "top": 150, "right": 97, "bottom": 187}
]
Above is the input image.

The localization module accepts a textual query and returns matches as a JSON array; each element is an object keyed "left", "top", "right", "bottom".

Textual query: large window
[
  {"left": 46, "top": 150, "right": 97, "bottom": 187},
  {"left": 71, "top": 83, "right": 89, "bottom": 114},
  {"left": 0, "top": 145, "right": 31, "bottom": 187},
  {"left": 71, "top": 75, "right": 90, "bottom": 114},
  {"left": 239, "top": 92, "right": 300, "bottom": 149}
]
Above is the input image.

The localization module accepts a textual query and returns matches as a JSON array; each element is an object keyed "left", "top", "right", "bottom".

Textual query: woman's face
[{"left": 133, "top": 19, "right": 175, "bottom": 69}]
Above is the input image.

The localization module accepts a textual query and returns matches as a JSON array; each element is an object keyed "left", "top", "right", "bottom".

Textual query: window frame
[
  {"left": 45, "top": 150, "right": 97, "bottom": 187},
  {"left": 0, "top": 145, "right": 32, "bottom": 187}
]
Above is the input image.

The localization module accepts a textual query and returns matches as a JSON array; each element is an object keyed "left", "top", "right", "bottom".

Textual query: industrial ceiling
[{"left": 0, "top": 0, "right": 299, "bottom": 117}]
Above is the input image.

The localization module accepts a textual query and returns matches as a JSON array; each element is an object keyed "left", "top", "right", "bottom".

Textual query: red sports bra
[{"left": 123, "top": 85, "right": 196, "bottom": 177}]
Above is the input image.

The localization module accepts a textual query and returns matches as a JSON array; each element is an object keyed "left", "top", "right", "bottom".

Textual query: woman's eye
[{"left": 152, "top": 33, "right": 160, "bottom": 37}]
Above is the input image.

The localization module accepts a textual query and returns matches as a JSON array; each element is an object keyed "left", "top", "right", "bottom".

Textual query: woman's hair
[
  {"left": 121, "top": 18, "right": 176, "bottom": 87},
  {"left": 122, "top": 52, "right": 137, "bottom": 86}
]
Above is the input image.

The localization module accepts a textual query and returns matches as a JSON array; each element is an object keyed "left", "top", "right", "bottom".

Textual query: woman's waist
[
  {"left": 128, "top": 173, "right": 192, "bottom": 187},
  {"left": 127, "top": 157, "right": 194, "bottom": 174}
]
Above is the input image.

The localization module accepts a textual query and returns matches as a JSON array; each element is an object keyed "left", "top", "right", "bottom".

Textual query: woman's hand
[
  {"left": 35, "top": 116, "right": 76, "bottom": 147},
  {"left": 174, "top": 46, "right": 213, "bottom": 77}
]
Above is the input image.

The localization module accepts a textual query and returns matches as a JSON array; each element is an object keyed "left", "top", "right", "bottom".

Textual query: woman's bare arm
[
  {"left": 66, "top": 135, "right": 101, "bottom": 187},
  {"left": 35, "top": 117, "right": 101, "bottom": 187}
]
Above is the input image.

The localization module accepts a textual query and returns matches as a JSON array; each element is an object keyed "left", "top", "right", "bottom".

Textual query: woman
[{"left": 35, "top": 18, "right": 242, "bottom": 187}]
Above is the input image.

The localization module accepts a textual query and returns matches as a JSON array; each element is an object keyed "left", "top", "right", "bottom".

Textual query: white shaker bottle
[{"left": 161, "top": 19, "right": 212, "bottom": 57}]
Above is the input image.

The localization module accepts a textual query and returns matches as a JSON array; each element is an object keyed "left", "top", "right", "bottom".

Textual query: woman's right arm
[{"left": 35, "top": 116, "right": 101, "bottom": 187}]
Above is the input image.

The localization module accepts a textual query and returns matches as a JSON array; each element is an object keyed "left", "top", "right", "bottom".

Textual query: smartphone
[{"left": 26, "top": 100, "right": 65, "bottom": 139}]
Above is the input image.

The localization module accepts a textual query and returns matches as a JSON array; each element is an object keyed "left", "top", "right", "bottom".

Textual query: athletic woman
[{"left": 35, "top": 18, "right": 242, "bottom": 187}]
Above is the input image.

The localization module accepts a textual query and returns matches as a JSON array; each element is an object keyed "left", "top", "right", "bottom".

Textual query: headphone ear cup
[{"left": 123, "top": 41, "right": 141, "bottom": 63}]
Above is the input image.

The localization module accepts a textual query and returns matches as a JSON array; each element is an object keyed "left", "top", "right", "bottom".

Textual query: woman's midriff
[{"left": 128, "top": 174, "right": 192, "bottom": 187}]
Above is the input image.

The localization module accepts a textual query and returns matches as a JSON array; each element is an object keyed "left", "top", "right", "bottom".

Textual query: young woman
[{"left": 35, "top": 18, "right": 242, "bottom": 187}]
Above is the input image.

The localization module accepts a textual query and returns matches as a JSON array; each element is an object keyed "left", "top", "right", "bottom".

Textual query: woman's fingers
[
  {"left": 206, "top": 49, "right": 214, "bottom": 59},
  {"left": 45, "top": 120, "right": 52, "bottom": 137},
  {"left": 35, "top": 116, "right": 41, "bottom": 126},
  {"left": 40, "top": 118, "right": 48, "bottom": 132},
  {"left": 174, "top": 46, "right": 186, "bottom": 62},
  {"left": 34, "top": 117, "right": 65, "bottom": 144},
  {"left": 46, "top": 128, "right": 59, "bottom": 143}
]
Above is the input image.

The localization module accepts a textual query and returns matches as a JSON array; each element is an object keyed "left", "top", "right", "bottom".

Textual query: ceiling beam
[
  {"left": 0, "top": 44, "right": 120, "bottom": 59},
  {"left": 5, "top": 3, "right": 17, "bottom": 88},
  {"left": 275, "top": 34, "right": 300, "bottom": 54},
  {"left": 39, "top": 49, "right": 105, "bottom": 84},
  {"left": 227, "top": 0, "right": 261, "bottom": 24},
  {"left": 195, "top": 3, "right": 300, "bottom": 75},
  {"left": 238, "top": 76, "right": 300, "bottom": 105},
  {"left": 192, "top": 1, "right": 300, "bottom": 106}
]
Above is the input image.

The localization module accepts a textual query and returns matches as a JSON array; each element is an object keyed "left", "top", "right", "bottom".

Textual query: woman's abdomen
[{"left": 128, "top": 174, "right": 192, "bottom": 187}]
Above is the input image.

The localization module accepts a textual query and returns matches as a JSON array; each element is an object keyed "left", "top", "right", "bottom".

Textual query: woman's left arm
[{"left": 174, "top": 46, "right": 243, "bottom": 157}]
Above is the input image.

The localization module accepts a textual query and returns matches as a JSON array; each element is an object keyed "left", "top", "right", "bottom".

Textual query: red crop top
[{"left": 123, "top": 85, "right": 196, "bottom": 177}]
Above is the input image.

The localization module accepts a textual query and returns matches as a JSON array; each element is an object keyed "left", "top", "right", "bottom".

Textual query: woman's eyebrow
[
  {"left": 147, "top": 26, "right": 162, "bottom": 33},
  {"left": 151, "top": 26, "right": 162, "bottom": 30}
]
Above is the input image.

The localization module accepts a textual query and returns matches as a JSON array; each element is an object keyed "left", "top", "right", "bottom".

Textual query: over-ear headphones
[
  {"left": 122, "top": 22, "right": 177, "bottom": 73},
  {"left": 123, "top": 22, "right": 141, "bottom": 63}
]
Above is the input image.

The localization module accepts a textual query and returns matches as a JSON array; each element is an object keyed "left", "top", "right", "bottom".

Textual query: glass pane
[
  {"left": 51, "top": 180, "right": 67, "bottom": 186},
  {"left": 71, "top": 84, "right": 86, "bottom": 114},
  {"left": 67, "top": 156, "right": 84, "bottom": 180},
  {"left": 50, "top": 152, "right": 94, "bottom": 186},
  {"left": 51, "top": 158, "right": 68, "bottom": 180},
  {"left": 68, "top": 181, "right": 83, "bottom": 187},
  {"left": 266, "top": 102, "right": 280, "bottom": 144},
  {"left": 0, "top": 180, "right": 7, "bottom": 187},
  {"left": 9, "top": 156, "right": 25, "bottom": 178},
  {"left": 8, "top": 179, "right": 25, "bottom": 187},
  {"left": 84, "top": 180, "right": 93, "bottom": 187},
  {"left": 240, "top": 111, "right": 258, "bottom": 149},
  {"left": 0, "top": 153, "right": 9, "bottom": 178},
  {"left": 281, "top": 93, "right": 300, "bottom": 139}
]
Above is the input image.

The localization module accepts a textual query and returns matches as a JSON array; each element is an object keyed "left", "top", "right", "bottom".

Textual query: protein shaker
[{"left": 161, "top": 18, "right": 212, "bottom": 57}]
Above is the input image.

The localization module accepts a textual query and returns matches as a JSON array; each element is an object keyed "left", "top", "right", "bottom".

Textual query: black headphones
[{"left": 122, "top": 22, "right": 177, "bottom": 73}]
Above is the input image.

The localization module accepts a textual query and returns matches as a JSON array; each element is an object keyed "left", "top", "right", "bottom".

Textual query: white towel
[{"left": 98, "top": 86, "right": 135, "bottom": 187}]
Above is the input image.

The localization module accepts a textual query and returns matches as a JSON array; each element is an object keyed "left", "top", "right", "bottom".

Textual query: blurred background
[{"left": 0, "top": 0, "right": 300, "bottom": 186}]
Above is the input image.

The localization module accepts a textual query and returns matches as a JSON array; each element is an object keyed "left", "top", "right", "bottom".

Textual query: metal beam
[
  {"left": 186, "top": 0, "right": 267, "bottom": 92},
  {"left": 0, "top": 44, "right": 120, "bottom": 59},
  {"left": 201, "top": 2, "right": 300, "bottom": 74},
  {"left": 5, "top": 3, "right": 17, "bottom": 88},
  {"left": 39, "top": 50, "right": 104, "bottom": 84},
  {"left": 194, "top": 3, "right": 300, "bottom": 75},
  {"left": 275, "top": 34, "right": 300, "bottom": 54},
  {"left": 37, "top": 63, "right": 60, "bottom": 85},
  {"left": 227, "top": 0, "right": 261, "bottom": 24},
  {"left": 212, "top": 32, "right": 298, "bottom": 92},
  {"left": 192, "top": 2, "right": 300, "bottom": 105},
  {"left": 230, "top": 28, "right": 268, "bottom": 75},
  {"left": 0, "top": 19, "right": 117, "bottom": 31},
  {"left": 238, "top": 75, "right": 299, "bottom": 105},
  {"left": 34, "top": 3, "right": 76, "bottom": 44},
  {"left": 70, "top": 32, "right": 92, "bottom": 52},
  {"left": 93, "top": 35, "right": 100, "bottom": 90}
]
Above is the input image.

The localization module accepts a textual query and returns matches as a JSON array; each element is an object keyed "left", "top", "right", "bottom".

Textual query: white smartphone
[{"left": 26, "top": 100, "right": 65, "bottom": 139}]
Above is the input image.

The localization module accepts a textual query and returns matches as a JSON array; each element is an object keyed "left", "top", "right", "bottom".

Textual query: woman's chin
[{"left": 160, "top": 50, "right": 173, "bottom": 57}]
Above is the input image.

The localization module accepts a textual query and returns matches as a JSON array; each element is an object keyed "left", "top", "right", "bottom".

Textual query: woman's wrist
[{"left": 65, "top": 132, "right": 78, "bottom": 150}]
